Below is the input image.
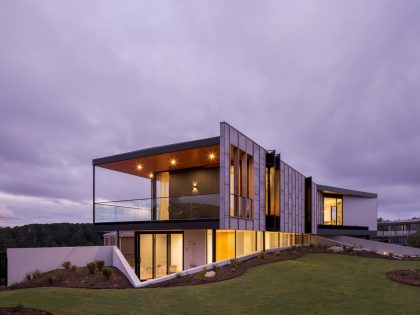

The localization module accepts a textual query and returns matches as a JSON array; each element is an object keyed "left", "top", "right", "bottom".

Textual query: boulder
[
  {"left": 204, "top": 271, "right": 216, "bottom": 278},
  {"left": 327, "top": 246, "right": 344, "bottom": 253}
]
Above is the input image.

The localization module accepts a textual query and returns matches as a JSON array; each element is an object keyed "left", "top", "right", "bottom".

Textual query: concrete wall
[
  {"left": 219, "top": 122, "right": 266, "bottom": 231},
  {"left": 184, "top": 229, "right": 206, "bottom": 269},
  {"left": 7, "top": 246, "right": 141, "bottom": 287},
  {"left": 343, "top": 196, "right": 378, "bottom": 231},
  {"left": 280, "top": 161, "right": 305, "bottom": 233}
]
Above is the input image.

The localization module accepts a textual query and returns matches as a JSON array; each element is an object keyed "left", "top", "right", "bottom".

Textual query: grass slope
[{"left": 1, "top": 254, "right": 419, "bottom": 315}]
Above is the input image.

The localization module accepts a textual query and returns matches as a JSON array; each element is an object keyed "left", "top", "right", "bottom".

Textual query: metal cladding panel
[
  {"left": 280, "top": 160, "right": 305, "bottom": 233},
  {"left": 280, "top": 162, "right": 285, "bottom": 231},
  {"left": 220, "top": 122, "right": 266, "bottom": 231},
  {"left": 311, "top": 182, "right": 323, "bottom": 234}
]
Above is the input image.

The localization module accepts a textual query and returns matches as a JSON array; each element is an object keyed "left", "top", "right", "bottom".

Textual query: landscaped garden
[{"left": 1, "top": 253, "right": 419, "bottom": 315}]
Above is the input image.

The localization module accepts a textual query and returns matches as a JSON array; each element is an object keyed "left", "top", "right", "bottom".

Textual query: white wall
[
  {"left": 7, "top": 246, "right": 140, "bottom": 287},
  {"left": 343, "top": 196, "right": 378, "bottom": 231},
  {"left": 184, "top": 229, "right": 206, "bottom": 269}
]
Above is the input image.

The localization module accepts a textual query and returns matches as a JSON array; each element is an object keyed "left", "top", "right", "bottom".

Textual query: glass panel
[
  {"left": 323, "top": 197, "right": 337, "bottom": 225},
  {"left": 156, "top": 172, "right": 170, "bottom": 220},
  {"left": 169, "top": 234, "right": 183, "bottom": 274},
  {"left": 139, "top": 234, "right": 153, "bottom": 280},
  {"left": 206, "top": 230, "right": 213, "bottom": 264},
  {"left": 94, "top": 194, "right": 220, "bottom": 223},
  {"left": 216, "top": 230, "right": 235, "bottom": 261},
  {"left": 265, "top": 232, "right": 279, "bottom": 250},
  {"left": 257, "top": 231, "right": 263, "bottom": 252},
  {"left": 337, "top": 198, "right": 343, "bottom": 225},
  {"left": 155, "top": 234, "right": 167, "bottom": 278},
  {"left": 236, "top": 231, "right": 256, "bottom": 257}
]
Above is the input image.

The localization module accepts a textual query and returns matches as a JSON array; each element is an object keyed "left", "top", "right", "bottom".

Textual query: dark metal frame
[
  {"left": 134, "top": 231, "right": 184, "bottom": 281},
  {"left": 0, "top": 253, "right": 6, "bottom": 287}
]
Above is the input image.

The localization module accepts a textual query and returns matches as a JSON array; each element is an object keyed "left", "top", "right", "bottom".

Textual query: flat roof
[
  {"left": 93, "top": 136, "right": 220, "bottom": 166},
  {"left": 378, "top": 218, "right": 420, "bottom": 225},
  {"left": 317, "top": 184, "right": 377, "bottom": 198}
]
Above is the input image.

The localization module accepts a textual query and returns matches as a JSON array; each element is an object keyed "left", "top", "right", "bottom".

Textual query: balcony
[{"left": 94, "top": 194, "right": 219, "bottom": 223}]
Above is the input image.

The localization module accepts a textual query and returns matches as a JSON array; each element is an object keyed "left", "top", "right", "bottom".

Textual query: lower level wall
[{"left": 7, "top": 246, "right": 141, "bottom": 287}]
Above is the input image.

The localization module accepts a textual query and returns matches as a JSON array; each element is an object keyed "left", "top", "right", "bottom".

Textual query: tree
[{"left": 407, "top": 231, "right": 420, "bottom": 248}]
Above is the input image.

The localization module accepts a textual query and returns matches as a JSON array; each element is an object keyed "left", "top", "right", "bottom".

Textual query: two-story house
[{"left": 93, "top": 122, "right": 378, "bottom": 280}]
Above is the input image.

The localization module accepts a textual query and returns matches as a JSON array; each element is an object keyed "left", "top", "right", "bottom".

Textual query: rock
[
  {"left": 327, "top": 246, "right": 344, "bottom": 253},
  {"left": 204, "top": 271, "right": 216, "bottom": 278}
]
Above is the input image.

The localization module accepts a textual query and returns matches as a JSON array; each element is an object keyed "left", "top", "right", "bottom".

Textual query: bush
[
  {"left": 230, "top": 258, "right": 241, "bottom": 267},
  {"left": 95, "top": 260, "right": 105, "bottom": 271},
  {"left": 102, "top": 268, "right": 113, "bottom": 280},
  {"left": 195, "top": 267, "right": 207, "bottom": 280},
  {"left": 87, "top": 262, "right": 96, "bottom": 274},
  {"left": 407, "top": 231, "right": 420, "bottom": 248},
  {"left": 11, "top": 303, "right": 24, "bottom": 312},
  {"left": 24, "top": 272, "right": 32, "bottom": 282},
  {"left": 62, "top": 261, "right": 71, "bottom": 270},
  {"left": 46, "top": 276, "right": 53, "bottom": 285},
  {"left": 57, "top": 272, "right": 64, "bottom": 282},
  {"left": 176, "top": 272, "right": 182, "bottom": 279},
  {"left": 70, "top": 265, "right": 80, "bottom": 272},
  {"left": 32, "top": 269, "right": 42, "bottom": 279},
  {"left": 258, "top": 252, "right": 266, "bottom": 259}
]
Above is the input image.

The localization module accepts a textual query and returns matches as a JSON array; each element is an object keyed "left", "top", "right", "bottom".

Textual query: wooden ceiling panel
[{"left": 98, "top": 144, "right": 220, "bottom": 178}]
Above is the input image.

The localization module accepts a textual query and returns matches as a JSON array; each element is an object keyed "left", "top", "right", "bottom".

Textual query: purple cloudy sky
[{"left": 0, "top": 1, "right": 419, "bottom": 226}]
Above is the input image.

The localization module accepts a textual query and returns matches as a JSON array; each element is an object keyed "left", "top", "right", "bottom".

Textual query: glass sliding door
[
  {"left": 155, "top": 234, "right": 167, "bottom": 278},
  {"left": 136, "top": 232, "right": 183, "bottom": 280},
  {"left": 139, "top": 234, "right": 153, "bottom": 280}
]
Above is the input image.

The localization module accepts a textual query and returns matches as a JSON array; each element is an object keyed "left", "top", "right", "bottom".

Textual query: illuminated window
[
  {"left": 323, "top": 195, "right": 343, "bottom": 225},
  {"left": 216, "top": 230, "right": 235, "bottom": 261}
]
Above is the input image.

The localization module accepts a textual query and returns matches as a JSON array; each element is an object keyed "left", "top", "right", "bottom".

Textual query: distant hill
[{"left": 0, "top": 223, "right": 104, "bottom": 253}]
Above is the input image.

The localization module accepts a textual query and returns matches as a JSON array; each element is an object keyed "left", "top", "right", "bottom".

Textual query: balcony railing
[{"left": 94, "top": 194, "right": 219, "bottom": 223}]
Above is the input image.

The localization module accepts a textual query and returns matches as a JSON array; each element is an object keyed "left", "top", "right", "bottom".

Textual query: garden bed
[
  {"left": 0, "top": 306, "right": 52, "bottom": 315},
  {"left": 386, "top": 269, "right": 420, "bottom": 287},
  {"left": 148, "top": 245, "right": 404, "bottom": 288},
  {"left": 9, "top": 266, "right": 132, "bottom": 290}
]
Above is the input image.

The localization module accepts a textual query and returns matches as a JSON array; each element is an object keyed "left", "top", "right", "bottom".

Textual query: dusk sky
[{"left": 0, "top": 1, "right": 419, "bottom": 226}]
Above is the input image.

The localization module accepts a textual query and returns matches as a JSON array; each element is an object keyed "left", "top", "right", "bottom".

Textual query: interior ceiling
[{"left": 97, "top": 144, "right": 220, "bottom": 178}]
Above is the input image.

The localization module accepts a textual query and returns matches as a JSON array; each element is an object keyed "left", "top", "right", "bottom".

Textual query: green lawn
[{"left": 1, "top": 254, "right": 419, "bottom": 315}]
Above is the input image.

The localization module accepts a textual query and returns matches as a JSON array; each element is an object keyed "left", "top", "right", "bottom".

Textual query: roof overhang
[
  {"left": 92, "top": 137, "right": 220, "bottom": 178},
  {"left": 317, "top": 184, "right": 377, "bottom": 198}
]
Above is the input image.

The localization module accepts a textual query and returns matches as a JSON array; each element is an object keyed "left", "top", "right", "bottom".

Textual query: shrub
[
  {"left": 24, "top": 272, "right": 32, "bottom": 282},
  {"left": 258, "top": 252, "right": 266, "bottom": 259},
  {"left": 32, "top": 269, "right": 42, "bottom": 279},
  {"left": 11, "top": 303, "right": 24, "bottom": 312},
  {"left": 291, "top": 246, "right": 296, "bottom": 251},
  {"left": 46, "top": 276, "right": 53, "bottom": 285},
  {"left": 176, "top": 272, "right": 182, "bottom": 279},
  {"left": 62, "top": 261, "right": 71, "bottom": 270},
  {"left": 87, "top": 262, "right": 96, "bottom": 274},
  {"left": 57, "top": 272, "right": 64, "bottom": 282},
  {"left": 407, "top": 231, "right": 420, "bottom": 248},
  {"left": 70, "top": 265, "right": 80, "bottom": 272},
  {"left": 102, "top": 268, "right": 113, "bottom": 280},
  {"left": 95, "top": 260, "right": 105, "bottom": 271},
  {"left": 230, "top": 258, "right": 241, "bottom": 267}
]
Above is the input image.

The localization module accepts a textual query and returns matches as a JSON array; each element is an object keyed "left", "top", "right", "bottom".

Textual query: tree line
[{"left": 0, "top": 223, "right": 104, "bottom": 253}]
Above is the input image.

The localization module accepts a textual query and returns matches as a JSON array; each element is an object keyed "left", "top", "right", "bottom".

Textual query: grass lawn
[{"left": 1, "top": 253, "right": 419, "bottom": 315}]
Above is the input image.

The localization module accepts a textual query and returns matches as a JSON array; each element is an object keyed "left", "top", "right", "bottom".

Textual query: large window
[
  {"left": 236, "top": 231, "right": 257, "bottom": 257},
  {"left": 229, "top": 145, "right": 254, "bottom": 219},
  {"left": 216, "top": 230, "right": 235, "bottom": 261},
  {"left": 323, "top": 195, "right": 343, "bottom": 225}
]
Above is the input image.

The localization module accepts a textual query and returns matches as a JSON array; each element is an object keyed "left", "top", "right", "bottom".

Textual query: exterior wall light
[{"left": 192, "top": 181, "right": 198, "bottom": 193}]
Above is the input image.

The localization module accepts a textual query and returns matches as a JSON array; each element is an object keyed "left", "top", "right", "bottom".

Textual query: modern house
[
  {"left": 374, "top": 218, "right": 420, "bottom": 245},
  {"left": 93, "top": 122, "right": 378, "bottom": 281}
]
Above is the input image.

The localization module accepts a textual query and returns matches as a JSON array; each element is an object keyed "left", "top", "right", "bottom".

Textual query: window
[
  {"left": 323, "top": 195, "right": 343, "bottom": 225},
  {"left": 236, "top": 231, "right": 257, "bottom": 257},
  {"left": 229, "top": 145, "right": 254, "bottom": 219},
  {"left": 216, "top": 230, "right": 235, "bottom": 261}
]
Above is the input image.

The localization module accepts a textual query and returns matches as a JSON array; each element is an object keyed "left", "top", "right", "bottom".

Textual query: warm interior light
[
  {"left": 149, "top": 173, "right": 154, "bottom": 179},
  {"left": 192, "top": 181, "right": 198, "bottom": 193},
  {"left": 170, "top": 158, "right": 177, "bottom": 166},
  {"left": 136, "top": 164, "right": 143, "bottom": 171},
  {"left": 208, "top": 152, "right": 216, "bottom": 161}
]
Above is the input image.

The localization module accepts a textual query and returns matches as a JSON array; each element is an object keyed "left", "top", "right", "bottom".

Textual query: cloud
[
  {"left": 0, "top": 205, "right": 15, "bottom": 219},
  {"left": 0, "top": 1, "right": 419, "bottom": 224}
]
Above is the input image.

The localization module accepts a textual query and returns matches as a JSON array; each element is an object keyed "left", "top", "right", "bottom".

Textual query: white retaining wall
[
  {"left": 7, "top": 246, "right": 140, "bottom": 287},
  {"left": 312, "top": 235, "right": 420, "bottom": 257}
]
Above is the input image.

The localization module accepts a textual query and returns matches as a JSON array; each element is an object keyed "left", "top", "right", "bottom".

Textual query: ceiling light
[
  {"left": 170, "top": 158, "right": 177, "bottom": 166},
  {"left": 208, "top": 152, "right": 216, "bottom": 161},
  {"left": 136, "top": 164, "right": 143, "bottom": 171},
  {"left": 149, "top": 173, "right": 154, "bottom": 179}
]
